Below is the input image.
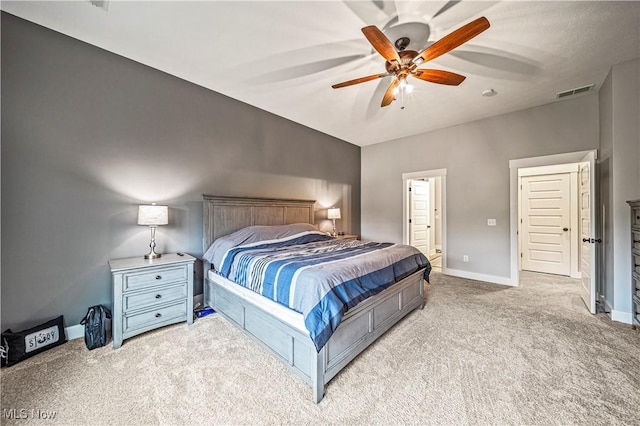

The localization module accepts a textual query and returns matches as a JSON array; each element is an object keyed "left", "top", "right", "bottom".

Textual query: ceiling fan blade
[
  {"left": 362, "top": 26, "right": 401, "bottom": 63},
  {"left": 413, "top": 16, "right": 490, "bottom": 65},
  {"left": 381, "top": 78, "right": 400, "bottom": 107},
  {"left": 412, "top": 69, "right": 466, "bottom": 85},
  {"left": 332, "top": 73, "right": 390, "bottom": 89}
]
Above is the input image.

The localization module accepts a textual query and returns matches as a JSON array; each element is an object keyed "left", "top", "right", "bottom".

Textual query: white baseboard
[
  {"left": 610, "top": 309, "right": 633, "bottom": 324},
  {"left": 601, "top": 299, "right": 633, "bottom": 324},
  {"left": 65, "top": 324, "right": 84, "bottom": 341},
  {"left": 604, "top": 299, "right": 614, "bottom": 316},
  {"left": 442, "top": 268, "right": 517, "bottom": 287}
]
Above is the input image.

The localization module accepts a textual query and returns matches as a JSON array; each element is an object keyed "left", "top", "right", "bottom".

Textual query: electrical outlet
[
  {"left": 463, "top": 255, "right": 469, "bottom": 262},
  {"left": 487, "top": 219, "right": 496, "bottom": 226}
]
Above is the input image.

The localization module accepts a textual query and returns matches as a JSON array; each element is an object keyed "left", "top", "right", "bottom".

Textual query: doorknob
[
  {"left": 582, "top": 238, "right": 589, "bottom": 243},
  {"left": 563, "top": 228, "right": 569, "bottom": 231}
]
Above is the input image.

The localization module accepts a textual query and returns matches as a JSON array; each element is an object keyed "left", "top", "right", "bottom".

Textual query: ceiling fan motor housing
[
  {"left": 394, "top": 36, "right": 411, "bottom": 51},
  {"left": 385, "top": 50, "right": 419, "bottom": 73}
]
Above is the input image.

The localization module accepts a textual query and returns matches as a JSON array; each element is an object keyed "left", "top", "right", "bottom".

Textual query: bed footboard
[{"left": 204, "top": 268, "right": 425, "bottom": 403}]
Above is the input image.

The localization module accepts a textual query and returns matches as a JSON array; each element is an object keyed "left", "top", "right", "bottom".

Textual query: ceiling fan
[{"left": 332, "top": 16, "right": 490, "bottom": 108}]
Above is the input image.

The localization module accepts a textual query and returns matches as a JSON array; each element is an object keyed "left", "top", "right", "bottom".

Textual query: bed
[{"left": 202, "top": 195, "right": 430, "bottom": 403}]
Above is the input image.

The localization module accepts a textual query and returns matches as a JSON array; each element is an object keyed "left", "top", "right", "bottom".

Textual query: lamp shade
[
  {"left": 327, "top": 208, "right": 341, "bottom": 220},
  {"left": 137, "top": 204, "right": 168, "bottom": 226}
]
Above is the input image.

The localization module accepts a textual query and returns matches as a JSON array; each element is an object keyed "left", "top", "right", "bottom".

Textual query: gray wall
[
  {"left": 1, "top": 13, "right": 361, "bottom": 330},
  {"left": 362, "top": 94, "right": 599, "bottom": 279},
  {"left": 598, "top": 58, "right": 640, "bottom": 319},
  {"left": 599, "top": 68, "right": 614, "bottom": 307}
]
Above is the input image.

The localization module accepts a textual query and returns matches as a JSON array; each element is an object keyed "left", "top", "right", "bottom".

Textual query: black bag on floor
[
  {"left": 80, "top": 305, "right": 111, "bottom": 350},
  {"left": 1, "top": 315, "right": 67, "bottom": 368}
]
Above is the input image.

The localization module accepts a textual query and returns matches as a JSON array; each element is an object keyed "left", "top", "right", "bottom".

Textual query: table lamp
[
  {"left": 327, "top": 207, "right": 341, "bottom": 237},
  {"left": 138, "top": 203, "right": 168, "bottom": 259}
]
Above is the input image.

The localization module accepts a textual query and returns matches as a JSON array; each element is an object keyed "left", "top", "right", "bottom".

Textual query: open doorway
[
  {"left": 518, "top": 164, "right": 581, "bottom": 278},
  {"left": 403, "top": 169, "right": 446, "bottom": 272},
  {"left": 510, "top": 150, "right": 599, "bottom": 313}
]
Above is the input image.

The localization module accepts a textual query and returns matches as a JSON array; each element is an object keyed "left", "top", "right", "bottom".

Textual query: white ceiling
[{"left": 3, "top": 1, "right": 639, "bottom": 146}]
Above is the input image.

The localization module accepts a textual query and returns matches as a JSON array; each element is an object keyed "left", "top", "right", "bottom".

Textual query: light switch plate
[{"left": 487, "top": 219, "right": 497, "bottom": 226}]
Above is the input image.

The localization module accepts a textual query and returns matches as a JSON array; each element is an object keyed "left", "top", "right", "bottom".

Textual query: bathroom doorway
[{"left": 403, "top": 169, "right": 446, "bottom": 272}]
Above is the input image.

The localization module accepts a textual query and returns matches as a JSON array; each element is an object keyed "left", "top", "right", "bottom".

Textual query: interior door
[
  {"left": 580, "top": 152, "right": 597, "bottom": 313},
  {"left": 410, "top": 180, "right": 430, "bottom": 256},
  {"left": 521, "top": 173, "right": 571, "bottom": 275}
]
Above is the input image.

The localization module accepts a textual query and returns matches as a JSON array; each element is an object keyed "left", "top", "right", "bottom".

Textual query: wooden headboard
[{"left": 202, "top": 195, "right": 316, "bottom": 253}]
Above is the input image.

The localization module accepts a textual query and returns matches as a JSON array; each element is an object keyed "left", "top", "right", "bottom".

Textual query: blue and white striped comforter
[{"left": 216, "top": 231, "right": 431, "bottom": 351}]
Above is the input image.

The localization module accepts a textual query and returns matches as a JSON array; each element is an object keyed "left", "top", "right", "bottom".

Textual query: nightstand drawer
[
  {"left": 124, "top": 283, "right": 187, "bottom": 312},
  {"left": 124, "top": 301, "right": 187, "bottom": 333},
  {"left": 124, "top": 266, "right": 187, "bottom": 291}
]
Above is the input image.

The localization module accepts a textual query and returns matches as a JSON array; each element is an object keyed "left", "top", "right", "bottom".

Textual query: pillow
[{"left": 203, "top": 223, "right": 321, "bottom": 271}]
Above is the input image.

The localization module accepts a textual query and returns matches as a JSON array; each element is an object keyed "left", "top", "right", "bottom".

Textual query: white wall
[{"left": 362, "top": 94, "right": 599, "bottom": 282}]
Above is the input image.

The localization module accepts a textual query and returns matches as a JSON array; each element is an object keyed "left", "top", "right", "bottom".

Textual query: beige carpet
[{"left": 1, "top": 272, "right": 639, "bottom": 425}]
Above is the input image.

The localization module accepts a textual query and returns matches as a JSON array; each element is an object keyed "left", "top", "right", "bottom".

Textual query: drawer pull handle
[
  {"left": 155, "top": 275, "right": 162, "bottom": 280},
  {"left": 155, "top": 294, "right": 162, "bottom": 299},
  {"left": 155, "top": 313, "right": 162, "bottom": 318}
]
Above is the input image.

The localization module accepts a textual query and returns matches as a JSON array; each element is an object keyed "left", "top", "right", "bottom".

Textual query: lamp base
[{"left": 144, "top": 226, "right": 162, "bottom": 259}]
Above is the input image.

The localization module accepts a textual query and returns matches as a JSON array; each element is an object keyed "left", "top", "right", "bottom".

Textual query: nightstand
[
  {"left": 335, "top": 234, "right": 359, "bottom": 240},
  {"left": 109, "top": 253, "right": 195, "bottom": 349}
]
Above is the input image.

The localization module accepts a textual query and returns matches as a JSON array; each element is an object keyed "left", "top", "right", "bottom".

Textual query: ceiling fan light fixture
[{"left": 405, "top": 84, "right": 414, "bottom": 93}]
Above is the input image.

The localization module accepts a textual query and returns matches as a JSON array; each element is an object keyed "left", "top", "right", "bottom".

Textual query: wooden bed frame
[{"left": 202, "top": 195, "right": 426, "bottom": 403}]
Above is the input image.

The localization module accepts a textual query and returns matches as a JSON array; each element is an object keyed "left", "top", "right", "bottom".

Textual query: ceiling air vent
[{"left": 556, "top": 84, "right": 594, "bottom": 99}]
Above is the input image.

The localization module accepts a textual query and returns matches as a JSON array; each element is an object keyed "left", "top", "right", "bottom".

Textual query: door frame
[
  {"left": 402, "top": 169, "right": 447, "bottom": 270},
  {"left": 509, "top": 150, "right": 597, "bottom": 286},
  {"left": 518, "top": 164, "right": 581, "bottom": 278}
]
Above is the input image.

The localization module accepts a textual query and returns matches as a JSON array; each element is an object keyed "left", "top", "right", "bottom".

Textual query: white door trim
[
  {"left": 402, "top": 169, "right": 446, "bottom": 270},
  {"left": 402, "top": 169, "right": 447, "bottom": 180},
  {"left": 509, "top": 150, "right": 597, "bottom": 286},
  {"left": 429, "top": 177, "right": 437, "bottom": 257}
]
